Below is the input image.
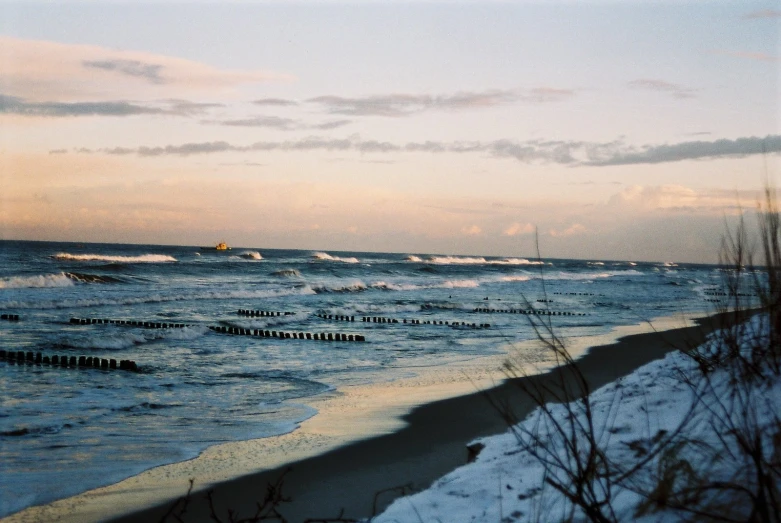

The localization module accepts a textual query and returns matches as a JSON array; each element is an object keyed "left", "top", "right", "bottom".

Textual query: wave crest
[
  {"left": 311, "top": 252, "right": 359, "bottom": 263},
  {"left": 238, "top": 251, "right": 263, "bottom": 260},
  {"left": 404, "top": 255, "right": 423, "bottom": 262},
  {"left": 53, "top": 253, "right": 177, "bottom": 263},
  {"left": 311, "top": 281, "right": 367, "bottom": 293},
  {"left": 271, "top": 268, "right": 302, "bottom": 278},
  {"left": 427, "top": 256, "right": 543, "bottom": 266},
  {"left": 0, "top": 273, "right": 75, "bottom": 289}
]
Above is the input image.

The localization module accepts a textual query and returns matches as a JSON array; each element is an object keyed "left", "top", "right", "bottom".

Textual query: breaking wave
[
  {"left": 311, "top": 281, "right": 368, "bottom": 293},
  {"left": 499, "top": 275, "right": 532, "bottom": 282},
  {"left": 0, "top": 273, "right": 75, "bottom": 289},
  {"left": 405, "top": 255, "right": 423, "bottom": 262},
  {"left": 65, "top": 272, "right": 122, "bottom": 284},
  {"left": 238, "top": 251, "right": 263, "bottom": 260},
  {"left": 2, "top": 287, "right": 316, "bottom": 310},
  {"left": 427, "top": 256, "right": 544, "bottom": 266},
  {"left": 311, "top": 252, "right": 360, "bottom": 264},
  {"left": 0, "top": 272, "right": 123, "bottom": 288},
  {"left": 53, "top": 253, "right": 177, "bottom": 263},
  {"left": 271, "top": 268, "right": 302, "bottom": 278}
]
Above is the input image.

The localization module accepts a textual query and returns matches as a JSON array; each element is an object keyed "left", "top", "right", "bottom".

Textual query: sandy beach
[{"left": 4, "top": 311, "right": 727, "bottom": 523}]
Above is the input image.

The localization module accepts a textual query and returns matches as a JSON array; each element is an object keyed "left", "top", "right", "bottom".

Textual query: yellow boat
[{"left": 201, "top": 242, "right": 231, "bottom": 251}]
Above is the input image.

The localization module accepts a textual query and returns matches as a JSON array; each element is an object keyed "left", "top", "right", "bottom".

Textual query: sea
[{"left": 0, "top": 240, "right": 741, "bottom": 517}]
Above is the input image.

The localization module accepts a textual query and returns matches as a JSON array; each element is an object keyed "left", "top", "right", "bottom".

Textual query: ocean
[{"left": 0, "top": 240, "right": 736, "bottom": 517}]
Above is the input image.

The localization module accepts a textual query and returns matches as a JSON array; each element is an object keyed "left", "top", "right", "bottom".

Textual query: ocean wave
[
  {"left": 59, "top": 326, "right": 209, "bottom": 351},
  {"left": 238, "top": 251, "right": 263, "bottom": 261},
  {"left": 2, "top": 287, "right": 315, "bottom": 310},
  {"left": 311, "top": 252, "right": 360, "bottom": 263},
  {"left": 436, "top": 279, "right": 480, "bottom": 288},
  {"left": 405, "top": 255, "right": 423, "bottom": 262},
  {"left": 1, "top": 424, "right": 63, "bottom": 437},
  {"left": 65, "top": 272, "right": 122, "bottom": 284},
  {"left": 542, "top": 269, "right": 644, "bottom": 281},
  {"left": 0, "top": 273, "right": 75, "bottom": 289},
  {"left": 499, "top": 275, "right": 532, "bottom": 282},
  {"left": 370, "top": 281, "right": 420, "bottom": 292},
  {"left": 271, "top": 268, "right": 302, "bottom": 278},
  {"left": 311, "top": 281, "right": 368, "bottom": 293},
  {"left": 587, "top": 261, "right": 605, "bottom": 266},
  {"left": 53, "top": 253, "right": 177, "bottom": 263},
  {"left": 427, "top": 256, "right": 544, "bottom": 266}
]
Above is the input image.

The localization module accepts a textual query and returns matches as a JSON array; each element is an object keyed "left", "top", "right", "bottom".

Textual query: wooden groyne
[
  {"left": 237, "top": 309, "right": 295, "bottom": 317},
  {"left": 208, "top": 326, "right": 365, "bottom": 342},
  {"left": 70, "top": 318, "right": 192, "bottom": 328},
  {"left": 354, "top": 315, "right": 490, "bottom": 329},
  {"left": 473, "top": 308, "right": 586, "bottom": 316},
  {"left": 0, "top": 349, "right": 138, "bottom": 372}
]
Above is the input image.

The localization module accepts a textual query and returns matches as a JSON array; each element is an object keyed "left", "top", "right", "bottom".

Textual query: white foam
[
  {"left": 499, "top": 275, "right": 532, "bottom": 282},
  {"left": 370, "top": 281, "right": 420, "bottom": 291},
  {"left": 437, "top": 279, "right": 480, "bottom": 288},
  {"left": 404, "top": 255, "right": 423, "bottom": 262},
  {"left": 1, "top": 287, "right": 316, "bottom": 310},
  {"left": 238, "top": 251, "right": 263, "bottom": 261},
  {"left": 0, "top": 273, "right": 74, "bottom": 289},
  {"left": 427, "top": 256, "right": 543, "bottom": 266},
  {"left": 311, "top": 252, "right": 360, "bottom": 263},
  {"left": 311, "top": 280, "right": 368, "bottom": 293},
  {"left": 540, "top": 269, "right": 644, "bottom": 281},
  {"left": 53, "top": 253, "right": 177, "bottom": 263}
]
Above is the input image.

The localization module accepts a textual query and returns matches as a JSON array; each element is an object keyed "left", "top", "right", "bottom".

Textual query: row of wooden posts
[
  {"left": 473, "top": 308, "right": 587, "bottom": 316},
  {"left": 209, "top": 325, "right": 365, "bottom": 342},
  {"left": 1, "top": 314, "right": 20, "bottom": 321},
  {"left": 70, "top": 318, "right": 190, "bottom": 329},
  {"left": 315, "top": 313, "right": 491, "bottom": 329},
  {"left": 237, "top": 309, "right": 295, "bottom": 317},
  {"left": 0, "top": 349, "right": 138, "bottom": 372}
]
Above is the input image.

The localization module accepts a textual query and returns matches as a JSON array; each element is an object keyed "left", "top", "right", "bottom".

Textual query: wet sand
[{"left": 8, "top": 312, "right": 729, "bottom": 523}]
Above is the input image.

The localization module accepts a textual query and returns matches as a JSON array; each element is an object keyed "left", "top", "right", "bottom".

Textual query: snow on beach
[{"left": 375, "top": 313, "right": 781, "bottom": 522}]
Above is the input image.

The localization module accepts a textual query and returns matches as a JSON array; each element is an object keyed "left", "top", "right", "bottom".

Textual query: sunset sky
[{"left": 0, "top": 0, "right": 778, "bottom": 263}]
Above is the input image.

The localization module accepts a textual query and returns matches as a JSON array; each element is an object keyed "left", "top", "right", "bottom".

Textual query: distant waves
[{"left": 53, "top": 253, "right": 177, "bottom": 263}]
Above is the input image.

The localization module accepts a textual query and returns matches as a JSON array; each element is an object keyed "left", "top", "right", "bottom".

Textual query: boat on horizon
[{"left": 201, "top": 242, "right": 231, "bottom": 251}]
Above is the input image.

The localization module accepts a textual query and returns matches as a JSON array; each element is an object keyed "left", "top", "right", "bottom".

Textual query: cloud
[
  {"left": 311, "top": 119, "right": 352, "bottom": 130},
  {"left": 0, "top": 36, "right": 292, "bottom": 103},
  {"left": 526, "top": 87, "right": 576, "bottom": 103},
  {"left": 607, "top": 185, "right": 747, "bottom": 213},
  {"left": 86, "top": 134, "right": 781, "bottom": 166},
  {"left": 82, "top": 59, "right": 165, "bottom": 84},
  {"left": 503, "top": 222, "right": 535, "bottom": 236},
  {"left": 584, "top": 135, "right": 781, "bottom": 166},
  {"left": 307, "top": 87, "right": 572, "bottom": 117},
  {"left": 719, "top": 50, "right": 779, "bottom": 62},
  {"left": 461, "top": 225, "right": 482, "bottom": 235},
  {"left": 206, "top": 115, "right": 299, "bottom": 130},
  {"left": 0, "top": 94, "right": 167, "bottom": 117},
  {"left": 252, "top": 98, "right": 298, "bottom": 106},
  {"left": 549, "top": 223, "right": 586, "bottom": 237},
  {"left": 204, "top": 116, "right": 352, "bottom": 131},
  {"left": 0, "top": 94, "right": 220, "bottom": 118},
  {"left": 165, "top": 99, "right": 225, "bottom": 115},
  {"left": 628, "top": 79, "right": 696, "bottom": 99},
  {"left": 743, "top": 9, "right": 781, "bottom": 19}
]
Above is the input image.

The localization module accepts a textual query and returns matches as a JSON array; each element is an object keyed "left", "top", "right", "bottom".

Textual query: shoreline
[{"left": 7, "top": 311, "right": 721, "bottom": 523}]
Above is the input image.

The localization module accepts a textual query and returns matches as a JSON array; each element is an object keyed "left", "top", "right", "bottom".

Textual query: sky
[{"left": 0, "top": 0, "right": 778, "bottom": 263}]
